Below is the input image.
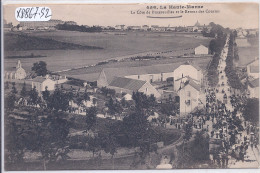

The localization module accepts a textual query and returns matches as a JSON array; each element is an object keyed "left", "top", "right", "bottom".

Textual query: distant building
[
  {"left": 97, "top": 63, "right": 188, "bottom": 87},
  {"left": 236, "top": 38, "right": 250, "bottom": 47},
  {"left": 127, "top": 26, "right": 141, "bottom": 30},
  {"left": 4, "top": 19, "right": 13, "bottom": 31},
  {"left": 115, "top": 25, "right": 125, "bottom": 30},
  {"left": 31, "top": 76, "right": 56, "bottom": 94},
  {"left": 107, "top": 77, "right": 161, "bottom": 98},
  {"left": 194, "top": 44, "right": 209, "bottom": 55},
  {"left": 247, "top": 29, "right": 258, "bottom": 36},
  {"left": 246, "top": 58, "right": 259, "bottom": 79},
  {"left": 20, "top": 19, "right": 64, "bottom": 30},
  {"left": 248, "top": 78, "right": 259, "bottom": 98},
  {"left": 151, "top": 25, "right": 160, "bottom": 31},
  {"left": 65, "top": 21, "right": 77, "bottom": 25},
  {"left": 142, "top": 25, "right": 149, "bottom": 31},
  {"left": 5, "top": 60, "right": 27, "bottom": 80}
]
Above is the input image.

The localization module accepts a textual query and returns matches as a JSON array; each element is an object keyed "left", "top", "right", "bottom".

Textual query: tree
[
  {"left": 20, "top": 82, "right": 27, "bottom": 97},
  {"left": 104, "top": 134, "right": 118, "bottom": 169},
  {"left": 5, "top": 120, "right": 26, "bottom": 163},
  {"left": 242, "top": 98, "right": 259, "bottom": 125},
  {"left": 42, "top": 86, "right": 50, "bottom": 105},
  {"left": 28, "top": 86, "right": 39, "bottom": 106},
  {"left": 48, "top": 87, "right": 69, "bottom": 112},
  {"left": 5, "top": 93, "right": 16, "bottom": 111},
  {"left": 92, "top": 98, "right": 97, "bottom": 107},
  {"left": 122, "top": 110, "right": 149, "bottom": 147},
  {"left": 86, "top": 107, "right": 97, "bottom": 131},
  {"left": 183, "top": 121, "right": 193, "bottom": 142},
  {"left": 83, "top": 89, "right": 90, "bottom": 101},
  {"left": 38, "top": 116, "right": 70, "bottom": 170},
  {"left": 31, "top": 61, "right": 48, "bottom": 76},
  {"left": 11, "top": 82, "right": 17, "bottom": 94},
  {"left": 191, "top": 131, "right": 210, "bottom": 161},
  {"left": 86, "top": 136, "right": 101, "bottom": 157}
]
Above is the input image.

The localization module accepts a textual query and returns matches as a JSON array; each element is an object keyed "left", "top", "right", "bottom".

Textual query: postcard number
[{"left": 15, "top": 7, "right": 52, "bottom": 21}]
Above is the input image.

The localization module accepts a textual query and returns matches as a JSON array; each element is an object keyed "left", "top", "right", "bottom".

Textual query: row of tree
[
  {"left": 56, "top": 24, "right": 102, "bottom": 32},
  {"left": 207, "top": 33, "right": 227, "bottom": 87},
  {"left": 225, "top": 32, "right": 245, "bottom": 90}
]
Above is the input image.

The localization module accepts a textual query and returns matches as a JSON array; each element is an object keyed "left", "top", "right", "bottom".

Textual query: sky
[{"left": 3, "top": 3, "right": 259, "bottom": 29}]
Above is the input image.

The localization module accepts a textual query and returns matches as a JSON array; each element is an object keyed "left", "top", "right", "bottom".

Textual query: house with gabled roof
[
  {"left": 194, "top": 44, "right": 209, "bottom": 55},
  {"left": 173, "top": 61, "right": 203, "bottom": 91},
  {"left": 248, "top": 78, "right": 259, "bottom": 98},
  {"left": 246, "top": 58, "right": 259, "bottom": 79},
  {"left": 177, "top": 78, "right": 203, "bottom": 115},
  {"left": 107, "top": 77, "right": 161, "bottom": 98},
  {"left": 31, "top": 76, "right": 56, "bottom": 94},
  {"left": 97, "top": 62, "right": 187, "bottom": 87}
]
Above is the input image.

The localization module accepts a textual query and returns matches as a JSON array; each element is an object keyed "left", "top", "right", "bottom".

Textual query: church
[{"left": 5, "top": 60, "right": 27, "bottom": 80}]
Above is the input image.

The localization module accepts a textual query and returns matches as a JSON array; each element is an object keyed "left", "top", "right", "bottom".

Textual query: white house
[
  {"left": 248, "top": 78, "right": 259, "bottom": 98},
  {"left": 32, "top": 76, "right": 56, "bottom": 94},
  {"left": 107, "top": 77, "right": 161, "bottom": 98},
  {"left": 194, "top": 45, "right": 208, "bottom": 55},
  {"left": 246, "top": 58, "right": 259, "bottom": 79},
  {"left": 177, "top": 79, "right": 202, "bottom": 115},
  {"left": 97, "top": 63, "right": 184, "bottom": 87},
  {"left": 173, "top": 62, "right": 203, "bottom": 91}
]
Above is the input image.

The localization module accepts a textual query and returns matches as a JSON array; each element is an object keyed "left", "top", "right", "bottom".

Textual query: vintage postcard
[{"left": 2, "top": 1, "right": 259, "bottom": 171}]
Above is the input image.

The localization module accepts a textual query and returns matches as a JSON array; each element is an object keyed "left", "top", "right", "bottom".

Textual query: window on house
[
  {"left": 146, "top": 88, "right": 148, "bottom": 92},
  {"left": 138, "top": 75, "right": 140, "bottom": 79},
  {"left": 186, "top": 100, "right": 191, "bottom": 106},
  {"left": 187, "top": 91, "right": 191, "bottom": 97}
]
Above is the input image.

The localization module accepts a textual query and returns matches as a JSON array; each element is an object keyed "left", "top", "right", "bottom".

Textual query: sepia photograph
[{"left": 2, "top": 1, "right": 259, "bottom": 171}]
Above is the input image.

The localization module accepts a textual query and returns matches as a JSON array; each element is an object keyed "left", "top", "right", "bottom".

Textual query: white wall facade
[
  {"left": 139, "top": 82, "right": 161, "bottom": 98},
  {"left": 178, "top": 85, "right": 200, "bottom": 115},
  {"left": 173, "top": 65, "right": 202, "bottom": 91},
  {"left": 248, "top": 86, "right": 259, "bottom": 98},
  {"left": 195, "top": 45, "right": 208, "bottom": 55}
]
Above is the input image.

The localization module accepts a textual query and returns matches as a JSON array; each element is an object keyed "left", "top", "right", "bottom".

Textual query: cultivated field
[{"left": 5, "top": 30, "right": 211, "bottom": 72}]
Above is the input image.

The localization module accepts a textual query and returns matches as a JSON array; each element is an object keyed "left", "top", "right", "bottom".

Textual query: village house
[
  {"left": 107, "top": 77, "right": 161, "bottom": 98},
  {"left": 248, "top": 78, "right": 259, "bottom": 99},
  {"left": 246, "top": 58, "right": 259, "bottom": 79},
  {"left": 127, "top": 26, "right": 141, "bottom": 30},
  {"left": 97, "top": 62, "right": 190, "bottom": 87},
  {"left": 115, "top": 25, "right": 125, "bottom": 30},
  {"left": 5, "top": 60, "right": 27, "bottom": 80},
  {"left": 177, "top": 79, "right": 203, "bottom": 115},
  {"left": 31, "top": 76, "right": 56, "bottom": 94},
  {"left": 173, "top": 61, "right": 203, "bottom": 91},
  {"left": 194, "top": 44, "right": 209, "bottom": 55},
  {"left": 142, "top": 25, "right": 149, "bottom": 31}
]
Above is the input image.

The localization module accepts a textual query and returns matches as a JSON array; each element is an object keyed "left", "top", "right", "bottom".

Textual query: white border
[{"left": 1, "top": 0, "right": 260, "bottom": 173}]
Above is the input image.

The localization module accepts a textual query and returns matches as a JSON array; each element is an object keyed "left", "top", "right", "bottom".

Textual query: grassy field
[
  {"left": 237, "top": 37, "right": 259, "bottom": 66},
  {"left": 5, "top": 30, "right": 211, "bottom": 72}
]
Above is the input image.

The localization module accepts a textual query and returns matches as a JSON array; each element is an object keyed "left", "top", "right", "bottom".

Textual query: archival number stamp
[{"left": 15, "top": 7, "right": 52, "bottom": 21}]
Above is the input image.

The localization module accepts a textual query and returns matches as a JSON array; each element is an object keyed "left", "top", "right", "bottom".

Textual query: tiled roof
[
  {"left": 32, "top": 76, "right": 47, "bottom": 83},
  {"left": 109, "top": 77, "right": 146, "bottom": 91},
  {"left": 250, "top": 66, "right": 259, "bottom": 73},
  {"left": 249, "top": 78, "right": 259, "bottom": 88},
  {"left": 188, "top": 79, "right": 201, "bottom": 91},
  {"left": 103, "top": 63, "right": 183, "bottom": 84},
  {"left": 182, "top": 61, "right": 202, "bottom": 71},
  {"left": 102, "top": 61, "right": 202, "bottom": 85},
  {"left": 175, "top": 76, "right": 200, "bottom": 82}
]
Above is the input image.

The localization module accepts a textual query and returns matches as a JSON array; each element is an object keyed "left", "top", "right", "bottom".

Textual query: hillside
[{"left": 4, "top": 32, "right": 103, "bottom": 51}]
